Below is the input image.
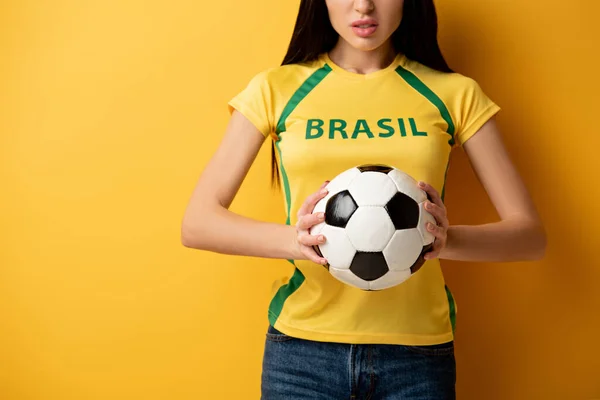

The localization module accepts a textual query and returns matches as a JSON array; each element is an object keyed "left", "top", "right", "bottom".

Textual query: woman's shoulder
[
  {"left": 401, "top": 57, "right": 481, "bottom": 93},
  {"left": 247, "top": 56, "right": 327, "bottom": 89}
]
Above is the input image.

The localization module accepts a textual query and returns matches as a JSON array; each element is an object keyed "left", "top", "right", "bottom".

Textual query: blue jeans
[{"left": 261, "top": 325, "right": 456, "bottom": 399}]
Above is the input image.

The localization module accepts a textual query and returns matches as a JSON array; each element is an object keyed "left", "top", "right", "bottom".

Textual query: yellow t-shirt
[{"left": 228, "top": 52, "right": 500, "bottom": 345}]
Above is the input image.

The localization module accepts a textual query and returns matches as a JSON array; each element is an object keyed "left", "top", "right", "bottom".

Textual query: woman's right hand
[{"left": 294, "top": 181, "right": 329, "bottom": 265}]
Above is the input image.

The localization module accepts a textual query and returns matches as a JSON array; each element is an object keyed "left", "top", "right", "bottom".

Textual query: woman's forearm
[
  {"left": 440, "top": 218, "right": 547, "bottom": 262},
  {"left": 183, "top": 204, "right": 546, "bottom": 264},
  {"left": 181, "top": 204, "right": 301, "bottom": 261}
]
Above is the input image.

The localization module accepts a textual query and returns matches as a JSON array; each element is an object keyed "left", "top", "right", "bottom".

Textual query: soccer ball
[{"left": 309, "top": 164, "right": 436, "bottom": 291}]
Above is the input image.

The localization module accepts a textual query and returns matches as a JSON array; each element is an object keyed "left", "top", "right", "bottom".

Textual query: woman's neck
[{"left": 327, "top": 41, "right": 397, "bottom": 75}]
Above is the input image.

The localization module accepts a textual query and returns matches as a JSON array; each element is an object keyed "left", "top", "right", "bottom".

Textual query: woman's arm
[
  {"left": 180, "top": 110, "right": 326, "bottom": 264},
  {"left": 429, "top": 117, "right": 547, "bottom": 262}
]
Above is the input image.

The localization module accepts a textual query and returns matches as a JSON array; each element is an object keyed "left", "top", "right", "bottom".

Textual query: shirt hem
[{"left": 271, "top": 315, "right": 455, "bottom": 346}]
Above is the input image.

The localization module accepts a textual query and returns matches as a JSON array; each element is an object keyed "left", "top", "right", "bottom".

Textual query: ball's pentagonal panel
[
  {"left": 317, "top": 224, "right": 356, "bottom": 270},
  {"left": 385, "top": 192, "right": 420, "bottom": 230},
  {"left": 349, "top": 252, "right": 389, "bottom": 281},
  {"left": 387, "top": 169, "right": 427, "bottom": 203},
  {"left": 417, "top": 202, "right": 436, "bottom": 245},
  {"left": 382, "top": 229, "right": 424, "bottom": 271},
  {"left": 368, "top": 269, "right": 412, "bottom": 291},
  {"left": 425, "top": 192, "right": 433, "bottom": 203},
  {"left": 312, "top": 244, "right": 329, "bottom": 270},
  {"left": 345, "top": 207, "right": 395, "bottom": 252},
  {"left": 411, "top": 243, "right": 434, "bottom": 274},
  {"left": 348, "top": 171, "right": 398, "bottom": 206},
  {"left": 313, "top": 167, "right": 361, "bottom": 214},
  {"left": 329, "top": 267, "right": 370, "bottom": 290},
  {"left": 357, "top": 164, "right": 393, "bottom": 174},
  {"left": 324, "top": 190, "right": 358, "bottom": 228}
]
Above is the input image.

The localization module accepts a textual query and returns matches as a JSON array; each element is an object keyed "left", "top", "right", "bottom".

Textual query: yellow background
[{"left": 2, "top": 0, "right": 599, "bottom": 399}]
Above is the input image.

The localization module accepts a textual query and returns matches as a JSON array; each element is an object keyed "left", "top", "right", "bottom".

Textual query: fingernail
[
  {"left": 418, "top": 181, "right": 426, "bottom": 187},
  {"left": 427, "top": 223, "right": 434, "bottom": 230},
  {"left": 320, "top": 188, "right": 328, "bottom": 195},
  {"left": 321, "top": 258, "right": 328, "bottom": 265},
  {"left": 318, "top": 213, "right": 325, "bottom": 220},
  {"left": 425, "top": 202, "right": 431, "bottom": 209},
  {"left": 318, "top": 235, "right": 325, "bottom": 242}
]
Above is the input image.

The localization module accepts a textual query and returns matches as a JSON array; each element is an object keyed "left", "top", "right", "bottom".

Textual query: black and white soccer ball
[{"left": 309, "top": 164, "right": 436, "bottom": 291}]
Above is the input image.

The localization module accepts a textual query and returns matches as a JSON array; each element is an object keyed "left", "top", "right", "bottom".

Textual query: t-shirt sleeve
[
  {"left": 227, "top": 70, "right": 274, "bottom": 138},
  {"left": 450, "top": 77, "right": 501, "bottom": 147}
]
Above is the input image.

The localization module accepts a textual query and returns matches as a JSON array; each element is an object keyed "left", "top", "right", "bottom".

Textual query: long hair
[{"left": 270, "top": 0, "right": 452, "bottom": 187}]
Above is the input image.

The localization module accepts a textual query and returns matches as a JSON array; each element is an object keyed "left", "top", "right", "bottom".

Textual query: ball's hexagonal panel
[
  {"left": 309, "top": 221, "right": 326, "bottom": 236},
  {"left": 368, "top": 269, "right": 412, "bottom": 291},
  {"left": 382, "top": 229, "right": 424, "bottom": 271},
  {"left": 387, "top": 169, "right": 426, "bottom": 203},
  {"left": 329, "top": 267, "right": 370, "bottom": 290},
  {"left": 385, "top": 192, "right": 420, "bottom": 230},
  {"left": 357, "top": 164, "right": 393, "bottom": 174},
  {"left": 411, "top": 243, "right": 434, "bottom": 274},
  {"left": 313, "top": 167, "right": 361, "bottom": 214},
  {"left": 417, "top": 202, "right": 436, "bottom": 245},
  {"left": 345, "top": 207, "right": 395, "bottom": 252},
  {"left": 348, "top": 171, "right": 398, "bottom": 207},
  {"left": 325, "top": 190, "right": 358, "bottom": 228},
  {"left": 317, "top": 224, "right": 356, "bottom": 270},
  {"left": 313, "top": 199, "right": 327, "bottom": 216},
  {"left": 349, "top": 251, "right": 389, "bottom": 281}
]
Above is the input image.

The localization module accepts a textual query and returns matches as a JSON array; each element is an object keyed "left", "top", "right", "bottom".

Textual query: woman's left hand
[{"left": 418, "top": 181, "right": 449, "bottom": 260}]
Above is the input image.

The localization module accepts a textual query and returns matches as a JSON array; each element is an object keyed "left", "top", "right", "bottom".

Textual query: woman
[{"left": 181, "top": 0, "right": 546, "bottom": 398}]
